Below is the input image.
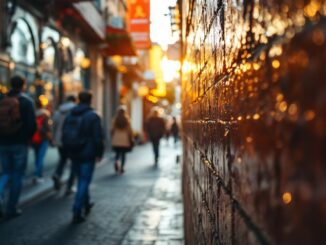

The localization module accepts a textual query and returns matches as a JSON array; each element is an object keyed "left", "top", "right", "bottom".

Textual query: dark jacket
[
  {"left": 146, "top": 116, "right": 166, "bottom": 142},
  {"left": 0, "top": 90, "right": 36, "bottom": 145},
  {"left": 67, "top": 104, "right": 104, "bottom": 162},
  {"left": 171, "top": 122, "right": 179, "bottom": 136}
]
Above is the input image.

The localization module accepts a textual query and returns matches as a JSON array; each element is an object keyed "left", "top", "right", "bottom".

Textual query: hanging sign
[{"left": 127, "top": 0, "right": 151, "bottom": 49}]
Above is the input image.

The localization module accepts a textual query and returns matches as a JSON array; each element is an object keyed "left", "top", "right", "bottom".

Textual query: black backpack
[{"left": 62, "top": 112, "right": 88, "bottom": 155}]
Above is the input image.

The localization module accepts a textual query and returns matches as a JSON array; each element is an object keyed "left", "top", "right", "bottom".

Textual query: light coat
[{"left": 111, "top": 126, "right": 132, "bottom": 148}]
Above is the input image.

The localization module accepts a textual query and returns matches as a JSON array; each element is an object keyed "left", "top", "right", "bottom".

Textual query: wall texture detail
[{"left": 182, "top": 0, "right": 326, "bottom": 244}]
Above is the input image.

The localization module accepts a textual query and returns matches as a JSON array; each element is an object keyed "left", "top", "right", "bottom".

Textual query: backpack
[
  {"left": 62, "top": 112, "right": 87, "bottom": 155},
  {"left": 31, "top": 114, "right": 46, "bottom": 145},
  {"left": 0, "top": 95, "right": 22, "bottom": 135}
]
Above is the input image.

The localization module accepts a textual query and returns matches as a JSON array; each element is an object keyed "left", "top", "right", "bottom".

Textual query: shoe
[
  {"left": 32, "top": 177, "right": 44, "bottom": 184},
  {"left": 36, "top": 178, "right": 44, "bottom": 184},
  {"left": 52, "top": 175, "right": 61, "bottom": 191},
  {"left": 114, "top": 162, "right": 119, "bottom": 173},
  {"left": 84, "top": 202, "right": 94, "bottom": 216},
  {"left": 72, "top": 214, "right": 85, "bottom": 224},
  {"left": 5, "top": 209, "right": 22, "bottom": 220},
  {"left": 120, "top": 168, "right": 125, "bottom": 174}
]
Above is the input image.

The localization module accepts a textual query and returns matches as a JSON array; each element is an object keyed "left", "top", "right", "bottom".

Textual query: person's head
[
  {"left": 10, "top": 76, "right": 26, "bottom": 92},
  {"left": 172, "top": 116, "right": 176, "bottom": 122},
  {"left": 78, "top": 91, "right": 92, "bottom": 105},
  {"left": 114, "top": 106, "right": 129, "bottom": 129},
  {"left": 66, "top": 95, "right": 77, "bottom": 103},
  {"left": 152, "top": 109, "right": 159, "bottom": 117}
]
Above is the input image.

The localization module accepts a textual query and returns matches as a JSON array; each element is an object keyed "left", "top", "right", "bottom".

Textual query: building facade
[
  {"left": 182, "top": 0, "right": 326, "bottom": 244},
  {"left": 0, "top": 0, "right": 106, "bottom": 110}
]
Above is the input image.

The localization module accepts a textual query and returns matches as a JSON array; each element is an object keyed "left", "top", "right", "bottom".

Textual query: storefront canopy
[
  {"left": 101, "top": 26, "right": 137, "bottom": 57},
  {"left": 41, "top": 1, "right": 106, "bottom": 42}
]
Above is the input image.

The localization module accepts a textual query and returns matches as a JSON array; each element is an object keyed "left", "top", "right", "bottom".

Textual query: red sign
[{"left": 127, "top": 0, "right": 151, "bottom": 49}]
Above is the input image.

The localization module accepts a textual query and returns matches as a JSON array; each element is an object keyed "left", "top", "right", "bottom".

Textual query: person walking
[
  {"left": 51, "top": 95, "right": 76, "bottom": 194},
  {"left": 0, "top": 76, "right": 36, "bottom": 219},
  {"left": 111, "top": 106, "right": 133, "bottom": 174},
  {"left": 62, "top": 91, "right": 104, "bottom": 224},
  {"left": 170, "top": 116, "right": 180, "bottom": 146},
  {"left": 31, "top": 98, "right": 52, "bottom": 184},
  {"left": 145, "top": 108, "right": 166, "bottom": 166}
]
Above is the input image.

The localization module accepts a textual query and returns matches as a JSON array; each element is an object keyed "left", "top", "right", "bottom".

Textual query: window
[{"left": 10, "top": 19, "right": 36, "bottom": 65}]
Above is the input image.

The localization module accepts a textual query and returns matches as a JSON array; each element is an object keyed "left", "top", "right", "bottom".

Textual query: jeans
[
  {"left": 151, "top": 140, "right": 160, "bottom": 163},
  {"left": 53, "top": 147, "right": 75, "bottom": 191},
  {"left": 33, "top": 140, "right": 48, "bottom": 177},
  {"left": 114, "top": 148, "right": 127, "bottom": 168},
  {"left": 0, "top": 144, "right": 28, "bottom": 214},
  {"left": 72, "top": 161, "right": 95, "bottom": 215}
]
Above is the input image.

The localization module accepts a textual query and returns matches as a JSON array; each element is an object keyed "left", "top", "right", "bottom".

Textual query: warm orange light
[
  {"left": 246, "top": 136, "right": 253, "bottom": 143},
  {"left": 288, "top": 103, "right": 298, "bottom": 116},
  {"left": 138, "top": 86, "right": 149, "bottom": 97},
  {"left": 146, "top": 95, "right": 159, "bottom": 104},
  {"left": 304, "top": 110, "right": 316, "bottom": 121},
  {"left": 282, "top": 192, "right": 292, "bottom": 204},
  {"left": 253, "top": 113, "right": 260, "bottom": 120},
  {"left": 253, "top": 63, "right": 261, "bottom": 71},
  {"left": 279, "top": 101, "right": 288, "bottom": 112},
  {"left": 80, "top": 58, "right": 91, "bottom": 69},
  {"left": 38, "top": 95, "right": 49, "bottom": 107},
  {"left": 272, "top": 59, "right": 280, "bottom": 69},
  {"left": 118, "top": 65, "right": 128, "bottom": 73}
]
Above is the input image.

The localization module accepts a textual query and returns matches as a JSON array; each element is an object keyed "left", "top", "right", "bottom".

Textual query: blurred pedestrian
[
  {"left": 51, "top": 95, "right": 77, "bottom": 194},
  {"left": 145, "top": 108, "right": 166, "bottom": 166},
  {"left": 62, "top": 91, "right": 104, "bottom": 224},
  {"left": 111, "top": 106, "right": 134, "bottom": 174},
  {"left": 164, "top": 115, "right": 172, "bottom": 146},
  {"left": 0, "top": 76, "right": 36, "bottom": 219},
  {"left": 170, "top": 116, "right": 180, "bottom": 146},
  {"left": 31, "top": 98, "right": 52, "bottom": 184}
]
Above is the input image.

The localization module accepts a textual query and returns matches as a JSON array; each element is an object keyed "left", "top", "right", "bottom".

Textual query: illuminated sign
[{"left": 127, "top": 0, "right": 151, "bottom": 49}]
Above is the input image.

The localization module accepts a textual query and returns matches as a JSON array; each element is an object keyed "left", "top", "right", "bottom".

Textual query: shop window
[
  {"left": 41, "top": 40, "right": 56, "bottom": 71},
  {"left": 10, "top": 19, "right": 36, "bottom": 66}
]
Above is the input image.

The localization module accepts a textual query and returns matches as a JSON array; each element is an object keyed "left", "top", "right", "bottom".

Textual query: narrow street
[{"left": 0, "top": 142, "right": 184, "bottom": 245}]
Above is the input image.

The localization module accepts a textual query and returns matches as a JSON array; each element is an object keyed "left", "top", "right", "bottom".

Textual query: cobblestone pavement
[
  {"left": 0, "top": 142, "right": 184, "bottom": 245},
  {"left": 121, "top": 142, "right": 184, "bottom": 245}
]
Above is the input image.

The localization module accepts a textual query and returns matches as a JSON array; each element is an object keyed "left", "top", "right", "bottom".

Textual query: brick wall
[{"left": 181, "top": 1, "right": 326, "bottom": 244}]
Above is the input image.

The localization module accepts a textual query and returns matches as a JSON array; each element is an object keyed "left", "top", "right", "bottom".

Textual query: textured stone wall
[{"left": 181, "top": 1, "right": 326, "bottom": 244}]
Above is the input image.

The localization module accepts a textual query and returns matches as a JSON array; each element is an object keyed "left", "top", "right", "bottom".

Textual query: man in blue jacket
[
  {"left": 62, "top": 91, "right": 104, "bottom": 223},
  {"left": 0, "top": 76, "right": 36, "bottom": 219}
]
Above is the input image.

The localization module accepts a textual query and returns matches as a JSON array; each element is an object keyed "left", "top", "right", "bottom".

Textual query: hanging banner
[{"left": 127, "top": 0, "right": 151, "bottom": 49}]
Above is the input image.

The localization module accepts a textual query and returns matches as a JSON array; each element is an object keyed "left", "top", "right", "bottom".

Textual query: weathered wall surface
[{"left": 182, "top": 1, "right": 326, "bottom": 244}]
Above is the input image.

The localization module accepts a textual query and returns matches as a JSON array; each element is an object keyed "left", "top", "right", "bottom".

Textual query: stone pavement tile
[
  {"left": 122, "top": 240, "right": 155, "bottom": 245},
  {"left": 121, "top": 145, "right": 184, "bottom": 244},
  {"left": 167, "top": 240, "right": 184, "bottom": 245},
  {"left": 158, "top": 229, "right": 183, "bottom": 237},
  {"left": 154, "top": 241, "right": 169, "bottom": 245}
]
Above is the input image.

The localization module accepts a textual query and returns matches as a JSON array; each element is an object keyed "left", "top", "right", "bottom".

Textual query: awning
[
  {"left": 101, "top": 26, "right": 137, "bottom": 57},
  {"left": 54, "top": 2, "right": 105, "bottom": 42}
]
